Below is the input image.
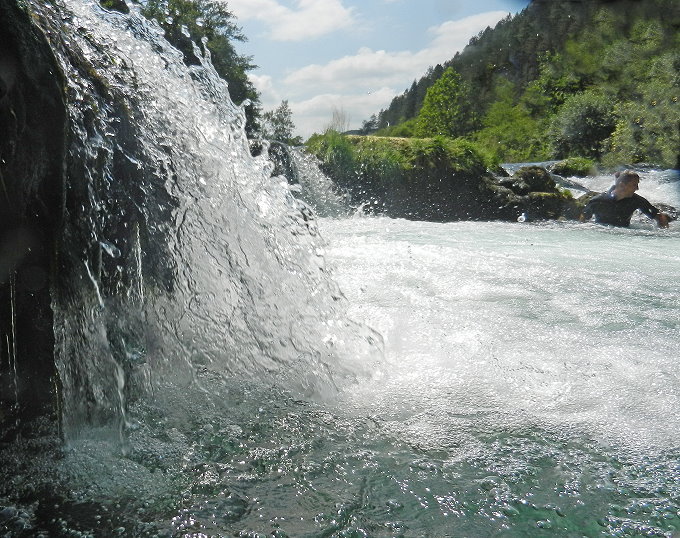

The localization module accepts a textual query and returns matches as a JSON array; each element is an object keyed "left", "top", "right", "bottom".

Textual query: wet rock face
[
  {"left": 0, "top": 0, "right": 66, "bottom": 439},
  {"left": 499, "top": 166, "right": 559, "bottom": 196}
]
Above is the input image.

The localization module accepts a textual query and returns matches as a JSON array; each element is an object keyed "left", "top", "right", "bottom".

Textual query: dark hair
[{"left": 615, "top": 169, "right": 640, "bottom": 186}]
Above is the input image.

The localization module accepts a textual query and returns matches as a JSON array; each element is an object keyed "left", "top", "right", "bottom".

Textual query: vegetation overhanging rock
[{"left": 305, "top": 133, "right": 578, "bottom": 222}]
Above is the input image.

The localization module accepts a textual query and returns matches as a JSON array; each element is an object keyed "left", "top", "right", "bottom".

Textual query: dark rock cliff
[{"left": 0, "top": 0, "right": 66, "bottom": 438}]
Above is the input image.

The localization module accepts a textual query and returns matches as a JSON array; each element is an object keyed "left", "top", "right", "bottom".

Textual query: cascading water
[
  {"left": 1, "top": 1, "right": 680, "bottom": 537},
  {"left": 16, "top": 0, "right": 380, "bottom": 440},
  {"left": 287, "top": 146, "right": 351, "bottom": 218}
]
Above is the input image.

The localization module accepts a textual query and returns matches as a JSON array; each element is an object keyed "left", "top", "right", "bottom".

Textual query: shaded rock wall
[
  {"left": 0, "top": 0, "right": 176, "bottom": 440},
  {"left": 0, "top": 0, "right": 66, "bottom": 438}
]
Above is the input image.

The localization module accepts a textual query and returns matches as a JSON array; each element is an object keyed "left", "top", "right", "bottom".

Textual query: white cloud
[
  {"left": 283, "top": 48, "right": 416, "bottom": 92},
  {"left": 248, "top": 73, "right": 281, "bottom": 109},
  {"left": 248, "top": 10, "right": 512, "bottom": 137},
  {"left": 282, "top": 11, "right": 509, "bottom": 93},
  {"left": 427, "top": 11, "right": 509, "bottom": 55},
  {"left": 290, "top": 87, "right": 397, "bottom": 136},
  {"left": 226, "top": 0, "right": 355, "bottom": 41}
]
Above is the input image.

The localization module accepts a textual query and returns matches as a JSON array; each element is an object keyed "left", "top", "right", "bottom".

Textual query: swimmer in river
[{"left": 580, "top": 170, "right": 671, "bottom": 228}]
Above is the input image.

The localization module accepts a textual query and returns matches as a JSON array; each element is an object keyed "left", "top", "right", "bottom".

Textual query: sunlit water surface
[
  {"left": 9, "top": 218, "right": 676, "bottom": 538},
  {"left": 2, "top": 0, "right": 679, "bottom": 535},
  {"left": 316, "top": 216, "right": 680, "bottom": 537}
]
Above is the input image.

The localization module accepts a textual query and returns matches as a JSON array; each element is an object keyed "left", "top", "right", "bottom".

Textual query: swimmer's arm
[{"left": 655, "top": 212, "right": 670, "bottom": 228}]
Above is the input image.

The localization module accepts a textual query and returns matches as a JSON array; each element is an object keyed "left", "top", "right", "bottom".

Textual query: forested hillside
[{"left": 364, "top": 0, "right": 679, "bottom": 167}]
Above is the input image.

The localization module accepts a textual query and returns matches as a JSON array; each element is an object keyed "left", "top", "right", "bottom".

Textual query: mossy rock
[
  {"left": 527, "top": 191, "right": 579, "bottom": 219},
  {"left": 550, "top": 157, "right": 596, "bottom": 178},
  {"left": 498, "top": 166, "right": 557, "bottom": 195},
  {"left": 513, "top": 166, "right": 557, "bottom": 192}
]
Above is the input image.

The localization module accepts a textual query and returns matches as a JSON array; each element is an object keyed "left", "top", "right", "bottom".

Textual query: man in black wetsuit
[{"left": 580, "top": 170, "right": 670, "bottom": 228}]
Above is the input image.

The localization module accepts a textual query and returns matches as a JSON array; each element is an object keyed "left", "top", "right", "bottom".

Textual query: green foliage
[
  {"left": 403, "top": 137, "right": 487, "bottom": 175},
  {"left": 549, "top": 90, "right": 616, "bottom": 159},
  {"left": 604, "top": 49, "right": 680, "bottom": 167},
  {"left": 374, "top": 118, "right": 418, "bottom": 138},
  {"left": 305, "top": 133, "right": 491, "bottom": 200},
  {"left": 306, "top": 133, "right": 575, "bottom": 221},
  {"left": 361, "top": 0, "right": 680, "bottom": 168},
  {"left": 261, "top": 100, "right": 301, "bottom": 144},
  {"left": 305, "top": 132, "right": 407, "bottom": 195},
  {"left": 415, "top": 68, "right": 474, "bottom": 138},
  {"left": 532, "top": 2, "right": 679, "bottom": 165},
  {"left": 352, "top": 138, "right": 406, "bottom": 191},
  {"left": 605, "top": 86, "right": 680, "bottom": 168},
  {"left": 473, "top": 79, "right": 550, "bottom": 162},
  {"left": 371, "top": 0, "right": 594, "bottom": 132},
  {"left": 521, "top": 52, "right": 585, "bottom": 117},
  {"left": 550, "top": 157, "right": 596, "bottom": 177},
  {"left": 99, "top": 0, "right": 129, "bottom": 13},
  {"left": 359, "top": 114, "right": 379, "bottom": 135},
  {"left": 305, "top": 130, "right": 357, "bottom": 187},
  {"left": 140, "top": 0, "right": 260, "bottom": 134}
]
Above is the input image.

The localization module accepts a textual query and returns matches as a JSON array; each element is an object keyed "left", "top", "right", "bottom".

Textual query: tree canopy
[
  {"left": 415, "top": 68, "right": 474, "bottom": 139},
  {"left": 260, "top": 100, "right": 302, "bottom": 145}
]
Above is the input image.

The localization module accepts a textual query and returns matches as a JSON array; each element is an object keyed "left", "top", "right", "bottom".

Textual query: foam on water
[
  {"left": 322, "top": 217, "right": 680, "bottom": 455},
  {"left": 2, "top": 1, "right": 679, "bottom": 535}
]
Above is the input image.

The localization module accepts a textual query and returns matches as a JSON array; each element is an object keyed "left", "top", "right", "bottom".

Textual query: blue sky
[{"left": 226, "top": 0, "right": 530, "bottom": 137}]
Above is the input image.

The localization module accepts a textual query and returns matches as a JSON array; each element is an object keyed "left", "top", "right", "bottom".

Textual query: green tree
[
  {"left": 261, "top": 100, "right": 301, "bottom": 144},
  {"left": 359, "top": 114, "right": 378, "bottom": 135},
  {"left": 522, "top": 52, "right": 584, "bottom": 117},
  {"left": 415, "top": 67, "right": 473, "bottom": 138},
  {"left": 474, "top": 79, "right": 549, "bottom": 162},
  {"left": 606, "top": 76, "right": 680, "bottom": 168},
  {"left": 549, "top": 90, "right": 616, "bottom": 159}
]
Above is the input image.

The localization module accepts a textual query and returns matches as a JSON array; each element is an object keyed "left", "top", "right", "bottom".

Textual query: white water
[
  {"left": 3, "top": 2, "right": 680, "bottom": 535},
  {"left": 36, "top": 0, "right": 379, "bottom": 437},
  {"left": 288, "top": 147, "right": 350, "bottom": 218},
  {"left": 322, "top": 216, "right": 680, "bottom": 455}
]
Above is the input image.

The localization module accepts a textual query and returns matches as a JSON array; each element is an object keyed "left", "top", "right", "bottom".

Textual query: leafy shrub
[
  {"left": 305, "top": 130, "right": 356, "bottom": 187},
  {"left": 550, "top": 157, "right": 596, "bottom": 177},
  {"left": 550, "top": 90, "right": 616, "bottom": 159},
  {"left": 603, "top": 72, "right": 680, "bottom": 168},
  {"left": 374, "top": 118, "right": 418, "bottom": 138}
]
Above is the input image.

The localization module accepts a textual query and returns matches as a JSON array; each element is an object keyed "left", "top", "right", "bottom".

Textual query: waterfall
[
  {"left": 9, "top": 0, "right": 379, "bottom": 440},
  {"left": 287, "top": 146, "right": 351, "bottom": 218},
  {"left": 2, "top": 4, "right": 679, "bottom": 536}
]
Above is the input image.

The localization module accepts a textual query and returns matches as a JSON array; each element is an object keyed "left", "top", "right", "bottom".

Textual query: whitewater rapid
[
  {"left": 321, "top": 216, "right": 680, "bottom": 454},
  {"left": 2, "top": 0, "right": 679, "bottom": 534}
]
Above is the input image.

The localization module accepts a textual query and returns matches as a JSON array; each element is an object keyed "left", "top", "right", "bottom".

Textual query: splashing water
[
  {"left": 23, "top": 0, "right": 381, "bottom": 439},
  {"left": 288, "top": 146, "right": 351, "bottom": 218},
  {"left": 1, "top": 2, "right": 679, "bottom": 537}
]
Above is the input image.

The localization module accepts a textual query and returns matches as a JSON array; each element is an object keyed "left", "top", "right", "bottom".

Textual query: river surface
[
  {"left": 315, "top": 212, "right": 680, "bottom": 537},
  {"left": 1, "top": 1, "right": 679, "bottom": 535},
  {"left": 9, "top": 209, "right": 679, "bottom": 537}
]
